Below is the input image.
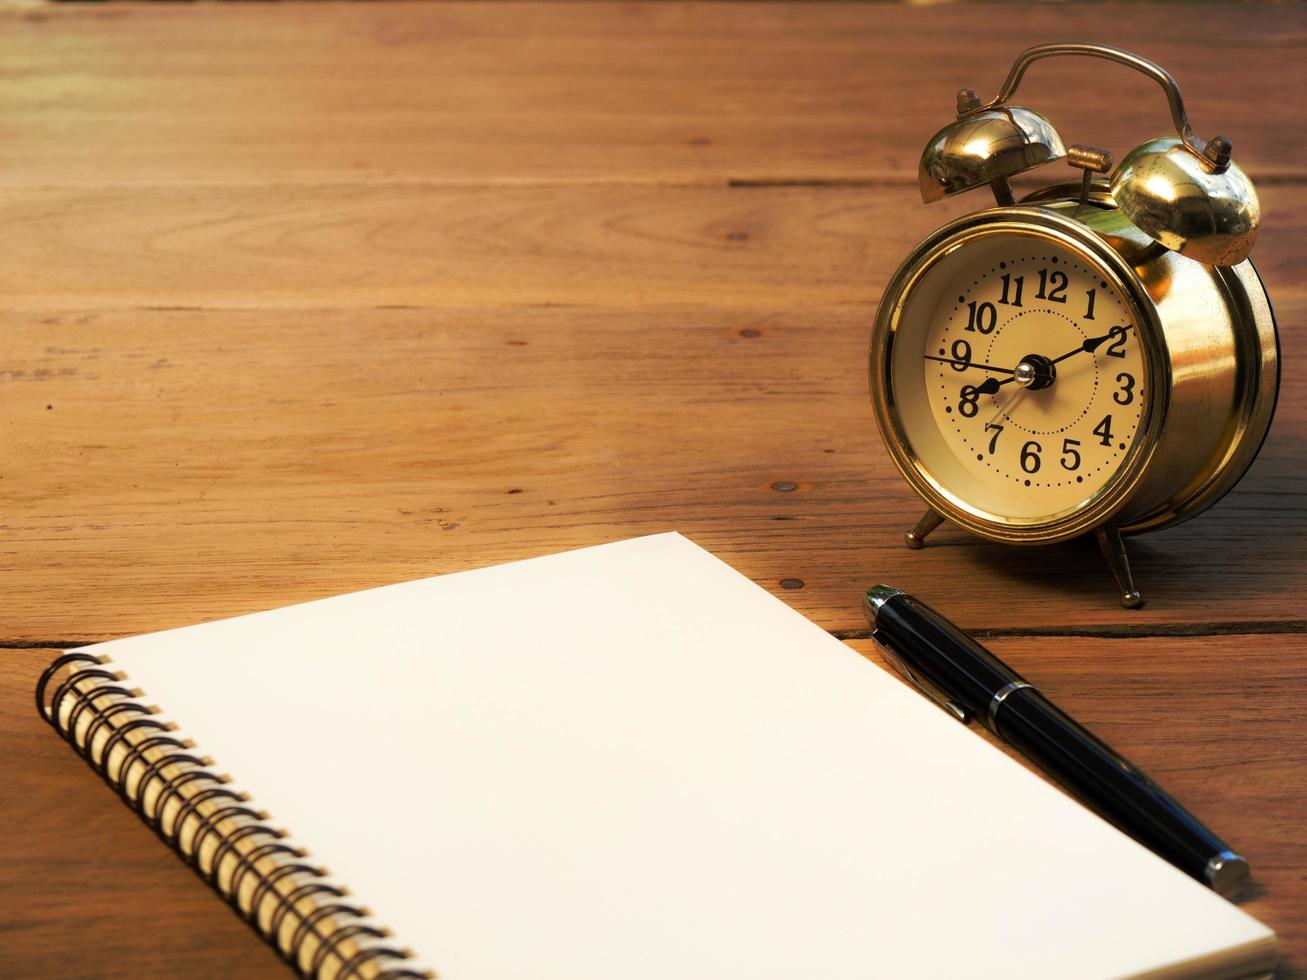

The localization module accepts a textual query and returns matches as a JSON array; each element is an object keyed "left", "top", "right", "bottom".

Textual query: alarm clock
[{"left": 869, "top": 42, "right": 1278, "bottom": 607}]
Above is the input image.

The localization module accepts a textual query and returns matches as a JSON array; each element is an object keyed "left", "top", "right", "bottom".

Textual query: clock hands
[
  {"left": 937, "top": 325, "right": 1128, "bottom": 405},
  {"left": 933, "top": 330, "right": 1123, "bottom": 380},
  {"left": 941, "top": 325, "right": 1126, "bottom": 430}
]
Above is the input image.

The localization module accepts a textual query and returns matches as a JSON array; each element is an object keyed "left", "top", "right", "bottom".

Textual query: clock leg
[
  {"left": 1095, "top": 525, "right": 1144, "bottom": 609},
  {"left": 905, "top": 509, "right": 945, "bottom": 549}
]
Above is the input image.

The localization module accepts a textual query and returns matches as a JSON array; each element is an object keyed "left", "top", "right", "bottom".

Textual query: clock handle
[
  {"left": 974, "top": 42, "right": 1223, "bottom": 168},
  {"left": 1096, "top": 525, "right": 1145, "bottom": 609}
]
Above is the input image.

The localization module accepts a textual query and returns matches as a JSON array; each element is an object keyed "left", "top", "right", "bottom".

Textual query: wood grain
[
  {"left": 1, "top": 2, "right": 1304, "bottom": 977},
  {"left": 0, "top": 183, "right": 1303, "bottom": 311},
  {"left": 0, "top": 3, "right": 1304, "bottom": 186},
  {"left": 0, "top": 295, "right": 1304, "bottom": 641}
]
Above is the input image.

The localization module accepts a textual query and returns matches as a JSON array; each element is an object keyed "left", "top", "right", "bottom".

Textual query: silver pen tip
[{"left": 862, "top": 585, "right": 904, "bottom": 623}]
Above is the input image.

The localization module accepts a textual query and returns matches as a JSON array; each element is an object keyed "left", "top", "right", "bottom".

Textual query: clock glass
[{"left": 886, "top": 231, "right": 1148, "bottom": 527}]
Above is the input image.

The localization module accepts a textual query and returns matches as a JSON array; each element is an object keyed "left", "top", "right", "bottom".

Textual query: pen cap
[{"left": 871, "top": 593, "right": 1026, "bottom": 725}]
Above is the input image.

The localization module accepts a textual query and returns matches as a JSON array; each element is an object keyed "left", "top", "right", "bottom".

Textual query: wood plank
[
  {"left": 2, "top": 4, "right": 1303, "bottom": 977},
  {"left": 1, "top": 3, "right": 1304, "bottom": 187},
  {"left": 0, "top": 183, "right": 1303, "bottom": 311},
  {"left": 1, "top": 296, "right": 1303, "bottom": 642},
  {"left": 7, "top": 635, "right": 1303, "bottom": 977}
]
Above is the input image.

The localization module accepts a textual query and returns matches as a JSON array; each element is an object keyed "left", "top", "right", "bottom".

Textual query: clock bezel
[{"left": 871, "top": 207, "right": 1171, "bottom": 544}]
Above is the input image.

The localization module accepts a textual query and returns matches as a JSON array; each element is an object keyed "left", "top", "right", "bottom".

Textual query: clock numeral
[
  {"left": 1060, "top": 438, "right": 1082, "bottom": 471},
  {"left": 1020, "top": 440, "right": 1042, "bottom": 474},
  {"left": 958, "top": 384, "right": 981, "bottom": 418},
  {"left": 965, "top": 300, "right": 997, "bottom": 334},
  {"left": 1093, "top": 414, "right": 1115, "bottom": 447},
  {"left": 1104, "top": 325, "right": 1129, "bottom": 358},
  {"left": 999, "top": 273, "right": 1024, "bottom": 307},
  {"left": 1114, "top": 372, "right": 1136, "bottom": 405},
  {"left": 985, "top": 423, "right": 1004, "bottom": 454},
  {"left": 1084, "top": 288, "right": 1097, "bottom": 320},
  {"left": 950, "top": 339, "right": 972, "bottom": 372},
  {"left": 1036, "top": 268, "right": 1068, "bottom": 303}
]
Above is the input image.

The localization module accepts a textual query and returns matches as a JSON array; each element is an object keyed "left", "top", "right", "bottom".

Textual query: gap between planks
[
  {"left": 8, "top": 621, "right": 1307, "bottom": 651},
  {"left": 5, "top": 173, "right": 1307, "bottom": 192},
  {"left": 833, "top": 620, "right": 1307, "bottom": 642}
]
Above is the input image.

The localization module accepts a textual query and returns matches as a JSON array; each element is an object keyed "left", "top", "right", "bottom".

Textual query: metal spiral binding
[{"left": 37, "top": 653, "right": 431, "bottom": 980}]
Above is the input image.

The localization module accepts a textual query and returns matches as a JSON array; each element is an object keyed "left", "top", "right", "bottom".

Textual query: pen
[{"left": 862, "top": 585, "right": 1251, "bottom": 898}]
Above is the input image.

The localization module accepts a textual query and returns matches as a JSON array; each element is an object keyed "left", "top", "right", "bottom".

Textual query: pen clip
[{"left": 873, "top": 638, "right": 973, "bottom": 725}]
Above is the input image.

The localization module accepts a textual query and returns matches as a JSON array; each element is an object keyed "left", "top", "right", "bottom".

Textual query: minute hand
[
  {"left": 923, "top": 356, "right": 1016, "bottom": 374},
  {"left": 1050, "top": 326, "right": 1131, "bottom": 366}
]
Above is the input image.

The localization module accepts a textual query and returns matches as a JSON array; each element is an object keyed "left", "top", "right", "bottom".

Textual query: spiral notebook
[{"left": 39, "top": 532, "right": 1276, "bottom": 979}]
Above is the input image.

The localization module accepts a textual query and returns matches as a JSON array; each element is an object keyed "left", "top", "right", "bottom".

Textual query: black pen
[{"left": 862, "top": 585, "right": 1251, "bottom": 898}]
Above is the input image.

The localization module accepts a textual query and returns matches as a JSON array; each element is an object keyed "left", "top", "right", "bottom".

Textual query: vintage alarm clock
[{"left": 869, "top": 42, "right": 1278, "bottom": 607}]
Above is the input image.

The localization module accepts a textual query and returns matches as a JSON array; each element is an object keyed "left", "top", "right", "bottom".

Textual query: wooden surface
[{"left": 0, "top": 2, "right": 1303, "bottom": 977}]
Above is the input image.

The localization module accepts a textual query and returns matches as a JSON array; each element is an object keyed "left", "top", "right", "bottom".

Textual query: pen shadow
[{"left": 1235, "top": 880, "right": 1267, "bottom": 905}]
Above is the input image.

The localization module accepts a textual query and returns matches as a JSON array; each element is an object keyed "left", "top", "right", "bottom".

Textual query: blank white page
[{"left": 82, "top": 532, "right": 1275, "bottom": 979}]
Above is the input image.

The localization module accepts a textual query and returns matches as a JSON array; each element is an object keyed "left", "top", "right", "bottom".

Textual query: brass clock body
[
  {"left": 868, "top": 43, "right": 1279, "bottom": 606},
  {"left": 871, "top": 192, "right": 1277, "bottom": 542}
]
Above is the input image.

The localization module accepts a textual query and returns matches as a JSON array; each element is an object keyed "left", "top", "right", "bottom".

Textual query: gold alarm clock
[{"left": 869, "top": 42, "right": 1278, "bottom": 608}]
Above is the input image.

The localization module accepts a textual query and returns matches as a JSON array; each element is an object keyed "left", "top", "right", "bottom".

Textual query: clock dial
[
  {"left": 887, "top": 233, "right": 1148, "bottom": 525},
  {"left": 925, "top": 244, "right": 1144, "bottom": 512}
]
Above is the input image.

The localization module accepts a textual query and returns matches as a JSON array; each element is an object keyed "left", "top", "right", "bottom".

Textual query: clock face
[{"left": 884, "top": 230, "right": 1150, "bottom": 528}]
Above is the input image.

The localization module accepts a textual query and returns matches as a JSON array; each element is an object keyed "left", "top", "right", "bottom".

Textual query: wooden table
[{"left": 2, "top": 3, "right": 1303, "bottom": 976}]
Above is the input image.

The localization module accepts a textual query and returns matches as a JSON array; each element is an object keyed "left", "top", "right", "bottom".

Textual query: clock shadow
[
  {"left": 951, "top": 533, "right": 1121, "bottom": 613},
  {"left": 944, "top": 424, "right": 1305, "bottom": 616}
]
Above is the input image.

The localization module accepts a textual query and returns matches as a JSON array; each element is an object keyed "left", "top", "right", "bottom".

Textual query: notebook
[{"left": 38, "top": 532, "right": 1276, "bottom": 980}]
